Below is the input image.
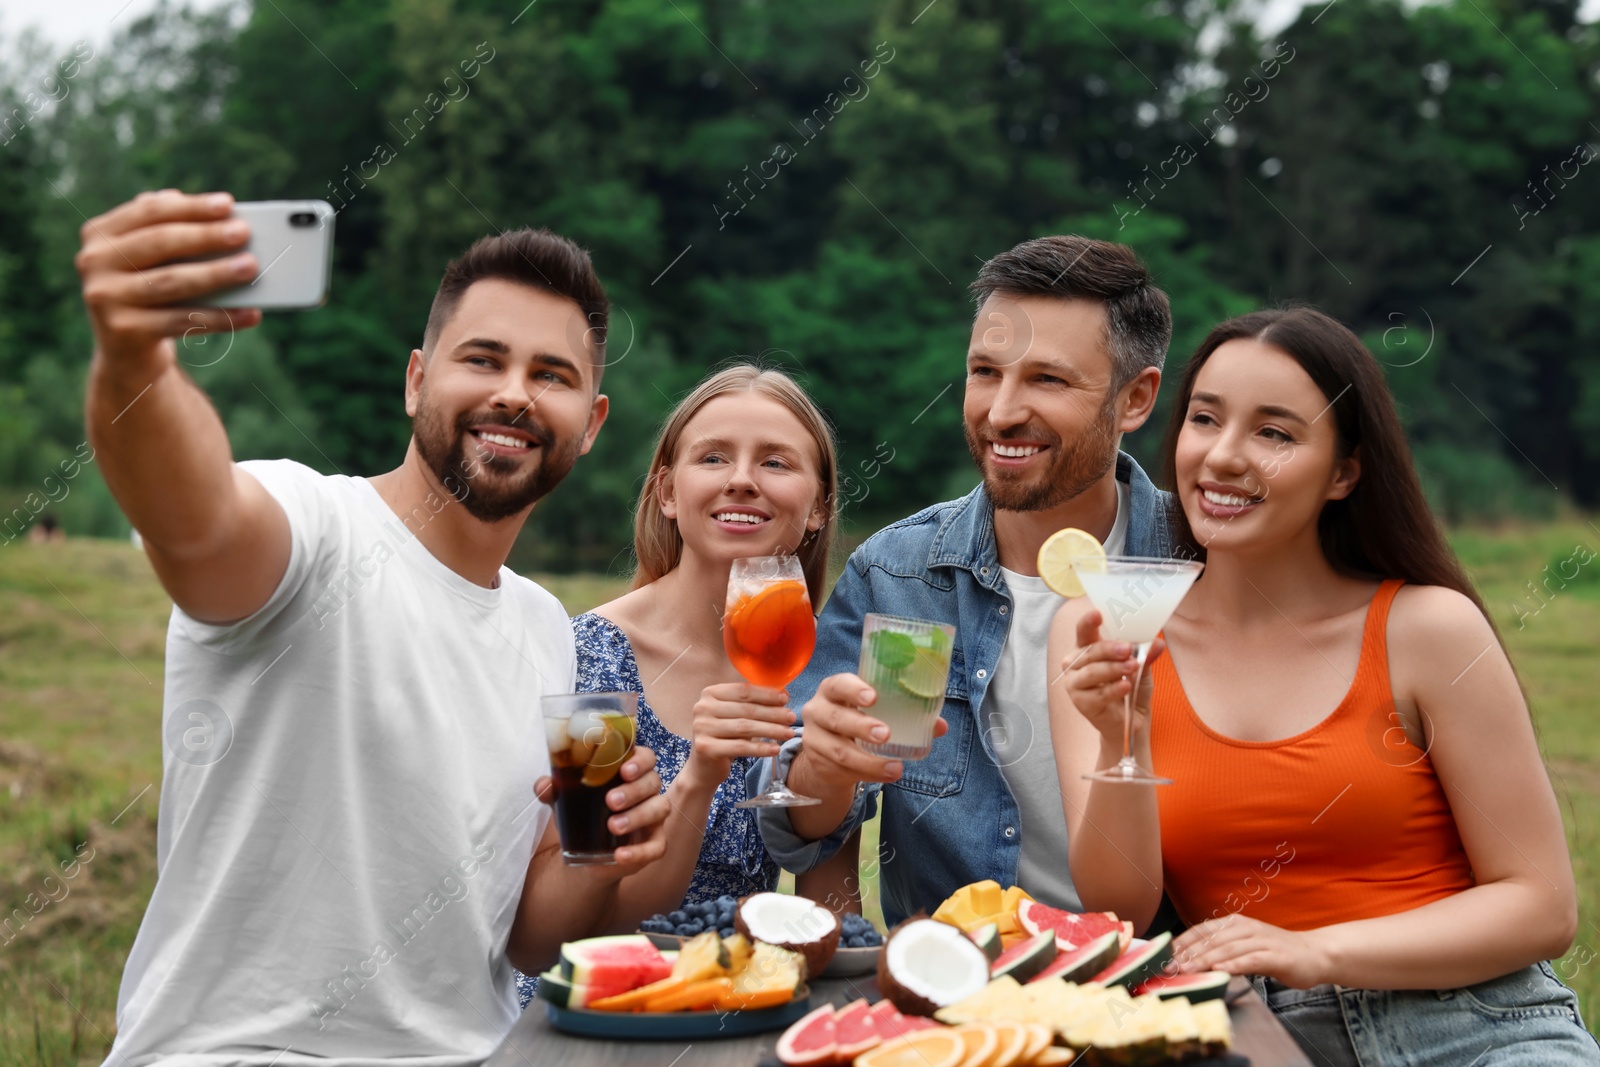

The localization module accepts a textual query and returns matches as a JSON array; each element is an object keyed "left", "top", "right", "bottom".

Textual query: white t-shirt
[
  {"left": 108, "top": 460, "right": 573, "bottom": 1067},
  {"left": 984, "top": 479, "right": 1128, "bottom": 910}
]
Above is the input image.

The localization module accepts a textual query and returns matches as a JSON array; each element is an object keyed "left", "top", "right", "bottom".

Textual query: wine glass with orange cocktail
[{"left": 723, "top": 555, "right": 820, "bottom": 808}]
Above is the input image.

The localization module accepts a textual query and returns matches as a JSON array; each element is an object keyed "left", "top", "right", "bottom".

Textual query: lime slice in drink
[
  {"left": 868, "top": 630, "right": 916, "bottom": 672},
  {"left": 897, "top": 645, "right": 949, "bottom": 700},
  {"left": 1036, "top": 527, "right": 1105, "bottom": 599},
  {"left": 910, "top": 626, "right": 954, "bottom": 657}
]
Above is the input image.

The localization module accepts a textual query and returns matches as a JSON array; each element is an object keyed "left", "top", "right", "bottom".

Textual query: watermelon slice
[
  {"left": 833, "top": 998, "right": 880, "bottom": 1059},
  {"left": 969, "top": 921, "right": 1002, "bottom": 962},
  {"left": 1135, "top": 970, "right": 1232, "bottom": 1003},
  {"left": 776, "top": 1004, "right": 838, "bottom": 1066},
  {"left": 1091, "top": 932, "right": 1174, "bottom": 990},
  {"left": 534, "top": 969, "right": 595, "bottom": 1009},
  {"left": 1016, "top": 900, "right": 1134, "bottom": 953},
  {"left": 558, "top": 935, "right": 674, "bottom": 1001},
  {"left": 1028, "top": 930, "right": 1121, "bottom": 985},
  {"left": 990, "top": 930, "right": 1057, "bottom": 982}
]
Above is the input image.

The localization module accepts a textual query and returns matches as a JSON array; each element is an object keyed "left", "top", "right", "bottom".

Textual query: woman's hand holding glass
[
  {"left": 679, "top": 682, "right": 797, "bottom": 789},
  {"left": 1062, "top": 608, "right": 1166, "bottom": 748}
]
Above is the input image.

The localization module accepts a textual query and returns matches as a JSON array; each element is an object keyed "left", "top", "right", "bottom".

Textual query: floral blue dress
[{"left": 514, "top": 612, "right": 780, "bottom": 1009}]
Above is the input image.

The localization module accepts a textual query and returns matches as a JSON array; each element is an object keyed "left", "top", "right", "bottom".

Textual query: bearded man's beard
[
  {"left": 963, "top": 392, "right": 1120, "bottom": 512},
  {"left": 412, "top": 396, "right": 585, "bottom": 522}
]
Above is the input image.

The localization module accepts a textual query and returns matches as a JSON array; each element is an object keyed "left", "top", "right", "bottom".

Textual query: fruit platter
[
  {"left": 538, "top": 893, "right": 863, "bottom": 1038},
  {"left": 638, "top": 892, "right": 886, "bottom": 978},
  {"left": 772, "top": 881, "right": 1236, "bottom": 1066}
]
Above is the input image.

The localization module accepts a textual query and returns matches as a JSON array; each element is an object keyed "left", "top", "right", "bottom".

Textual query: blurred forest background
[{"left": 1, "top": 0, "right": 1597, "bottom": 569}]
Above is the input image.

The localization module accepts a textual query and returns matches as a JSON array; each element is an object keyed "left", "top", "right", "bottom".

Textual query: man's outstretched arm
[{"left": 80, "top": 190, "right": 289, "bottom": 624}]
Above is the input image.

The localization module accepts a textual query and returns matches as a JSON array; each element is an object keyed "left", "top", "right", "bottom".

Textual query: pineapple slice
[
  {"left": 729, "top": 940, "right": 803, "bottom": 997},
  {"left": 935, "top": 975, "right": 1025, "bottom": 1025},
  {"left": 723, "top": 932, "right": 754, "bottom": 976},
  {"left": 1192, "top": 999, "right": 1234, "bottom": 1056},
  {"left": 670, "top": 931, "right": 731, "bottom": 982}
]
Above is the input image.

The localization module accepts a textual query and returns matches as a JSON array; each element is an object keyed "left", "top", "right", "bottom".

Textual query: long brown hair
[
  {"left": 632, "top": 365, "right": 839, "bottom": 604},
  {"left": 1162, "top": 307, "right": 1498, "bottom": 633}
]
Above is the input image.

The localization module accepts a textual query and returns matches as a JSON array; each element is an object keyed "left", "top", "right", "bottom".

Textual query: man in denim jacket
[{"left": 753, "top": 236, "right": 1177, "bottom": 926}]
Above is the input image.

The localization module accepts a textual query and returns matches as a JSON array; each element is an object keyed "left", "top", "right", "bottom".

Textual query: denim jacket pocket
[{"left": 894, "top": 684, "right": 974, "bottom": 798}]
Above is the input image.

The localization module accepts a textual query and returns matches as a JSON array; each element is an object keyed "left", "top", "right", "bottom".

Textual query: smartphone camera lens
[{"left": 288, "top": 211, "right": 318, "bottom": 228}]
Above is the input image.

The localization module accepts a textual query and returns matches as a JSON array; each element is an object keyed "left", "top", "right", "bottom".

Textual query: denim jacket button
[
  {"left": 976, "top": 669, "right": 987, "bottom": 679},
  {"left": 980, "top": 567, "right": 990, "bottom": 576},
  {"left": 998, "top": 605, "right": 1008, "bottom": 615},
  {"left": 1004, "top": 826, "right": 1016, "bottom": 838}
]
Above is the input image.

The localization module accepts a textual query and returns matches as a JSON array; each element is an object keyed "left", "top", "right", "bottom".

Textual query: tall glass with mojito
[{"left": 857, "top": 614, "right": 956, "bottom": 761}]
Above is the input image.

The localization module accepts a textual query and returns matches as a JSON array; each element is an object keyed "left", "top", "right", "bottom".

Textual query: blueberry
[
  {"left": 681, "top": 920, "right": 705, "bottom": 936},
  {"left": 668, "top": 910, "right": 688, "bottom": 925},
  {"left": 719, "top": 926, "right": 736, "bottom": 938},
  {"left": 716, "top": 894, "right": 738, "bottom": 910},
  {"left": 641, "top": 919, "right": 667, "bottom": 934},
  {"left": 861, "top": 931, "right": 882, "bottom": 946}
]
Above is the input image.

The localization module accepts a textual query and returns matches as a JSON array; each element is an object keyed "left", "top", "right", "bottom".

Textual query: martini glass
[
  {"left": 723, "top": 555, "right": 820, "bottom": 808},
  {"left": 1071, "top": 556, "right": 1204, "bottom": 784}
]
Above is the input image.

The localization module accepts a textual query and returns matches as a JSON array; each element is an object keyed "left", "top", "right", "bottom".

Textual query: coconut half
[
  {"left": 878, "top": 918, "right": 993, "bottom": 1016},
  {"left": 735, "top": 892, "right": 839, "bottom": 979}
]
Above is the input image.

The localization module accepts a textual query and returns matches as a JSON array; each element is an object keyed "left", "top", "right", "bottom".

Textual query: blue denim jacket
[{"left": 752, "top": 452, "right": 1174, "bottom": 927}]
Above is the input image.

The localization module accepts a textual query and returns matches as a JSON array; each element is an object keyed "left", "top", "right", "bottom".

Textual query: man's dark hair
[
  {"left": 970, "top": 235, "right": 1172, "bottom": 388},
  {"left": 423, "top": 228, "right": 609, "bottom": 386}
]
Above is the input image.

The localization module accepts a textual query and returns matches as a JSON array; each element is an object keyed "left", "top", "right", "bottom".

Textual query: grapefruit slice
[
  {"left": 834, "top": 998, "right": 880, "bottom": 1059},
  {"left": 1016, "top": 900, "right": 1133, "bottom": 952},
  {"left": 775, "top": 1003, "right": 837, "bottom": 1066},
  {"left": 868, "top": 998, "right": 939, "bottom": 1040}
]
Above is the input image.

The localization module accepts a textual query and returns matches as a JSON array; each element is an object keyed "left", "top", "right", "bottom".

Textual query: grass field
[{"left": 2, "top": 523, "right": 1598, "bottom": 1061}]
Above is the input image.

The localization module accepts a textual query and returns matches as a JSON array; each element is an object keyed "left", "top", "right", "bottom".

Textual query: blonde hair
[{"left": 632, "top": 365, "right": 839, "bottom": 604}]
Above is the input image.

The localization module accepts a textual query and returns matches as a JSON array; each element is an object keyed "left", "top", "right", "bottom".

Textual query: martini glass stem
[{"left": 1118, "top": 641, "right": 1153, "bottom": 771}]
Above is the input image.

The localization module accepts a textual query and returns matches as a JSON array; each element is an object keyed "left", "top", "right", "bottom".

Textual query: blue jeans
[{"left": 1249, "top": 962, "right": 1600, "bottom": 1066}]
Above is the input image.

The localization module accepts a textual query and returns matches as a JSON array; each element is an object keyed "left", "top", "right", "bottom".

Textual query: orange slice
[
  {"left": 856, "top": 1028, "right": 967, "bottom": 1067},
  {"left": 1018, "top": 1024, "right": 1054, "bottom": 1064},
  {"left": 986, "top": 1020, "right": 1030, "bottom": 1067},
  {"left": 951, "top": 1024, "right": 1000, "bottom": 1067}
]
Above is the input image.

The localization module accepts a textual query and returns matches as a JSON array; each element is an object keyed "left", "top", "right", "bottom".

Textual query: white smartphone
[{"left": 192, "top": 200, "right": 336, "bottom": 310}]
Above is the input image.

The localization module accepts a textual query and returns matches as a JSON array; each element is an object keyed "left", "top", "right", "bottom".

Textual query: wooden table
[{"left": 486, "top": 975, "right": 1313, "bottom": 1066}]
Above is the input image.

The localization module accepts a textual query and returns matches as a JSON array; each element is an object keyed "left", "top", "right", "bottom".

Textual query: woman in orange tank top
[{"left": 1048, "top": 308, "right": 1598, "bottom": 1065}]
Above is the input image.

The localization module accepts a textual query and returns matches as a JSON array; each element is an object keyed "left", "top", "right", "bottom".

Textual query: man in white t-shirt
[{"left": 76, "top": 190, "right": 674, "bottom": 1065}]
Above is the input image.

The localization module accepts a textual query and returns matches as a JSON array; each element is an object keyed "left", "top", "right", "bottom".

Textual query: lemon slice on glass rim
[{"left": 1036, "top": 527, "right": 1106, "bottom": 598}]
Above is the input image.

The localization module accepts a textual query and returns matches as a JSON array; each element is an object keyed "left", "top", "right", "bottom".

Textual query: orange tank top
[{"left": 1151, "top": 579, "right": 1475, "bottom": 931}]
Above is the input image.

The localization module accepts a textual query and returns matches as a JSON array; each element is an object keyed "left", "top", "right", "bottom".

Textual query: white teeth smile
[
  {"left": 992, "top": 443, "right": 1044, "bottom": 458},
  {"left": 1203, "top": 489, "right": 1259, "bottom": 507},
  {"left": 715, "top": 512, "right": 767, "bottom": 524},
  {"left": 475, "top": 431, "right": 531, "bottom": 450}
]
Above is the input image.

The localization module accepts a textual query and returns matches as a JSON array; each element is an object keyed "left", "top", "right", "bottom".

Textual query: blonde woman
[{"left": 518, "top": 364, "right": 854, "bottom": 1006}]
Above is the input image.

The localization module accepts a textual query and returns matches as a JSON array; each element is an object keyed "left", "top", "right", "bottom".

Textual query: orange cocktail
[
  {"left": 723, "top": 555, "right": 821, "bottom": 808},
  {"left": 723, "top": 579, "right": 816, "bottom": 689}
]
